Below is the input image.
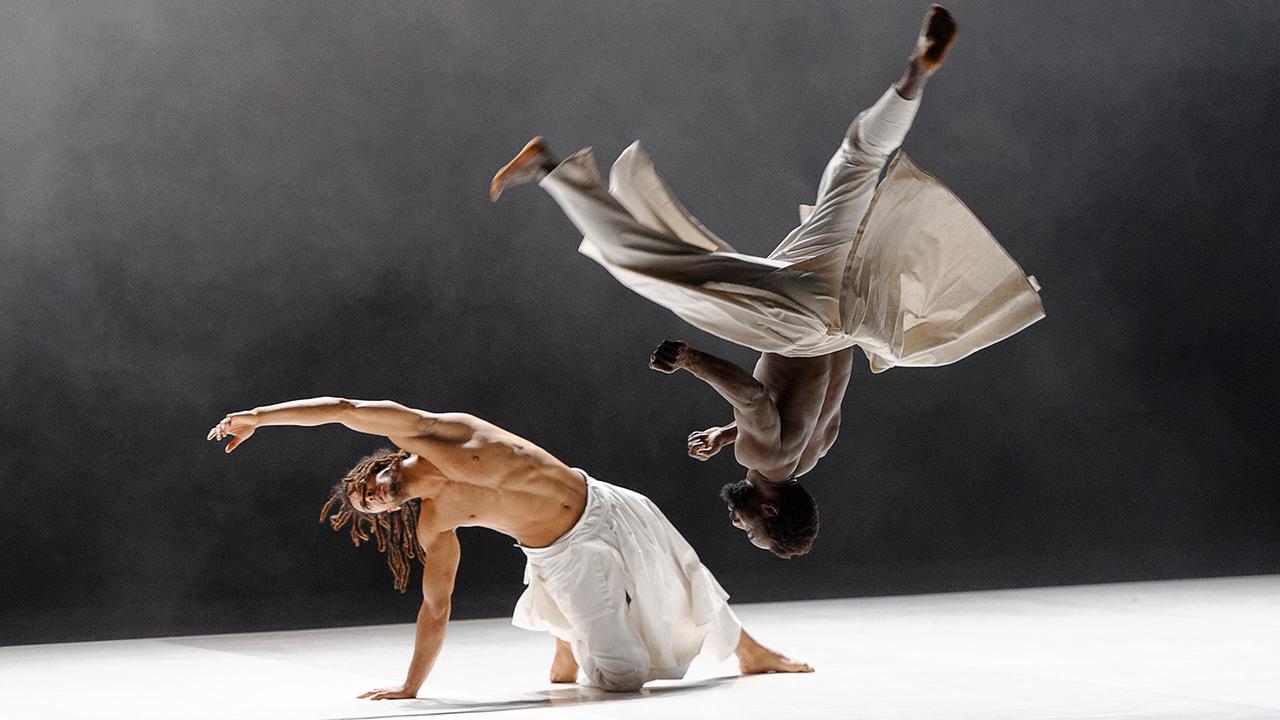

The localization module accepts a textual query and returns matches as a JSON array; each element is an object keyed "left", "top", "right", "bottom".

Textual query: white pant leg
[
  {"left": 540, "top": 149, "right": 783, "bottom": 287},
  {"left": 769, "top": 86, "right": 921, "bottom": 263},
  {"left": 852, "top": 85, "right": 921, "bottom": 158},
  {"left": 536, "top": 545, "right": 650, "bottom": 692},
  {"left": 540, "top": 149, "right": 705, "bottom": 267}
]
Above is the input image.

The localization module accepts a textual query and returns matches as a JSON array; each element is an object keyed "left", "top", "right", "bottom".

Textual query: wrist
[{"left": 679, "top": 348, "right": 700, "bottom": 372}]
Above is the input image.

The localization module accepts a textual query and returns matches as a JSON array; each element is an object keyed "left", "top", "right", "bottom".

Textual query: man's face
[
  {"left": 721, "top": 478, "right": 774, "bottom": 552},
  {"left": 348, "top": 463, "right": 408, "bottom": 514},
  {"left": 729, "top": 506, "right": 773, "bottom": 551}
]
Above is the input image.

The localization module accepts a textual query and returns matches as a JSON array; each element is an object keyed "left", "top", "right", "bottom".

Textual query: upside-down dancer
[{"left": 491, "top": 5, "right": 1043, "bottom": 558}]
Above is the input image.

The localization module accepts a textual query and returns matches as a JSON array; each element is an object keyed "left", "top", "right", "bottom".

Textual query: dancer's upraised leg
[
  {"left": 858, "top": 3, "right": 956, "bottom": 154},
  {"left": 769, "top": 4, "right": 956, "bottom": 263}
]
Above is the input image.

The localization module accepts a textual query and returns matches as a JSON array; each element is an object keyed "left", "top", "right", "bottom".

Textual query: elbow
[{"left": 744, "top": 384, "right": 769, "bottom": 406}]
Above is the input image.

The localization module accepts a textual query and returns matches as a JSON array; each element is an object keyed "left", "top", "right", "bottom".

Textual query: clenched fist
[
  {"left": 649, "top": 340, "right": 691, "bottom": 374},
  {"left": 688, "top": 426, "right": 733, "bottom": 461}
]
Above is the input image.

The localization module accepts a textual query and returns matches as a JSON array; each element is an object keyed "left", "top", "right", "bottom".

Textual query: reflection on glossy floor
[{"left": 2, "top": 575, "right": 1278, "bottom": 719}]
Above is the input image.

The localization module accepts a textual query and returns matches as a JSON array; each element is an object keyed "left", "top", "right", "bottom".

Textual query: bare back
[
  {"left": 391, "top": 415, "right": 587, "bottom": 548},
  {"left": 739, "top": 348, "right": 855, "bottom": 479}
]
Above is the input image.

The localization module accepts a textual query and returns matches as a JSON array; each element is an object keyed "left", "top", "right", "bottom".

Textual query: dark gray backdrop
[{"left": 2, "top": 1, "right": 1277, "bottom": 645}]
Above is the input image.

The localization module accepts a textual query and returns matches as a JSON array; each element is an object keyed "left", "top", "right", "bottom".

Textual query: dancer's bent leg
[{"left": 495, "top": 137, "right": 786, "bottom": 290}]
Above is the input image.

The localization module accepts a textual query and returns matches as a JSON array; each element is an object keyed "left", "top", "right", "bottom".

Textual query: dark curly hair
[
  {"left": 720, "top": 479, "right": 819, "bottom": 559},
  {"left": 318, "top": 447, "right": 423, "bottom": 592}
]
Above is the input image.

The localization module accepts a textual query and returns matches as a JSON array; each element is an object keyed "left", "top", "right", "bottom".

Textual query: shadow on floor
[{"left": 323, "top": 675, "right": 742, "bottom": 718}]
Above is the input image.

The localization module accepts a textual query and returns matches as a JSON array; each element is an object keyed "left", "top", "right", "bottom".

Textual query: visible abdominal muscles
[{"left": 423, "top": 432, "right": 588, "bottom": 547}]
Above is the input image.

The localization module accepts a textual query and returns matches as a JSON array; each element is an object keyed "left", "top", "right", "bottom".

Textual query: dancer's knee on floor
[
  {"left": 582, "top": 651, "right": 649, "bottom": 692},
  {"left": 589, "top": 666, "right": 647, "bottom": 692}
]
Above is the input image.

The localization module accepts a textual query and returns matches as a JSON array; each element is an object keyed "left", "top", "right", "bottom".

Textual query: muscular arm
[
  {"left": 252, "top": 397, "right": 474, "bottom": 441},
  {"left": 650, "top": 341, "right": 781, "bottom": 458},
  {"left": 208, "top": 396, "right": 479, "bottom": 454},
  {"left": 360, "top": 529, "right": 461, "bottom": 700}
]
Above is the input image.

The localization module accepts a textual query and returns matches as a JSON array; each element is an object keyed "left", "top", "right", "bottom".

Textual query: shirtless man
[
  {"left": 490, "top": 6, "right": 1033, "bottom": 559},
  {"left": 206, "top": 397, "right": 811, "bottom": 699}
]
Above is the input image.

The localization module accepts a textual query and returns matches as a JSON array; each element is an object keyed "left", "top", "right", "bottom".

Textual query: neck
[
  {"left": 747, "top": 470, "right": 791, "bottom": 494},
  {"left": 400, "top": 455, "right": 449, "bottom": 500}
]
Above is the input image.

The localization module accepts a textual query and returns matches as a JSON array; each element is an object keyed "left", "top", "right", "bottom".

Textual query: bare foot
[
  {"left": 914, "top": 4, "right": 958, "bottom": 72},
  {"left": 490, "top": 136, "right": 557, "bottom": 202},
  {"left": 735, "top": 630, "right": 815, "bottom": 675},
  {"left": 549, "top": 638, "right": 579, "bottom": 683}
]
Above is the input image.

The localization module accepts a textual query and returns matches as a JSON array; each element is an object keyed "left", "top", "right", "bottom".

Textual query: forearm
[
  {"left": 683, "top": 352, "right": 781, "bottom": 451},
  {"left": 402, "top": 600, "right": 450, "bottom": 693},
  {"left": 684, "top": 351, "right": 767, "bottom": 409},
  {"left": 247, "top": 397, "right": 351, "bottom": 428},
  {"left": 245, "top": 397, "right": 469, "bottom": 440}
]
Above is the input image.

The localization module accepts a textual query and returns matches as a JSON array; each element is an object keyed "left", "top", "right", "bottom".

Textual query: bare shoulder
[{"left": 460, "top": 423, "right": 574, "bottom": 480}]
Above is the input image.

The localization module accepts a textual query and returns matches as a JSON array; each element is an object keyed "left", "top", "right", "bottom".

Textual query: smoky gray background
[{"left": 2, "top": 0, "right": 1277, "bottom": 645}]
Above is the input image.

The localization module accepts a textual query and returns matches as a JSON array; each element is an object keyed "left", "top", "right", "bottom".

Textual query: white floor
[{"left": 2, "top": 576, "right": 1278, "bottom": 720}]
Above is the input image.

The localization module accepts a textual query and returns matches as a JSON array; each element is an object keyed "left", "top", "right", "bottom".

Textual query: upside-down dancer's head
[
  {"left": 319, "top": 447, "right": 423, "bottom": 592},
  {"left": 720, "top": 471, "right": 819, "bottom": 558}
]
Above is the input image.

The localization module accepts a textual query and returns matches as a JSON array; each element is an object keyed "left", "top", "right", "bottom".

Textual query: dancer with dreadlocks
[
  {"left": 207, "top": 397, "right": 811, "bottom": 699},
  {"left": 490, "top": 5, "right": 1044, "bottom": 558}
]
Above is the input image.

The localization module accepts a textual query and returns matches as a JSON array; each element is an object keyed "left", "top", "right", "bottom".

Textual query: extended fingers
[{"left": 210, "top": 417, "right": 232, "bottom": 440}]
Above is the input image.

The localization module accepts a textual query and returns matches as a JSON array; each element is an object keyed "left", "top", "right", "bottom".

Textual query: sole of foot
[{"left": 917, "top": 4, "right": 958, "bottom": 71}]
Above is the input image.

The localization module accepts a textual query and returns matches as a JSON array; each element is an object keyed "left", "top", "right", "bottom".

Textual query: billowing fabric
[
  {"left": 512, "top": 473, "right": 741, "bottom": 691},
  {"left": 539, "top": 86, "right": 1045, "bottom": 371}
]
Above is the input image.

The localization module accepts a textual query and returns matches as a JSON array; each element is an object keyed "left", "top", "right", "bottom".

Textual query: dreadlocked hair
[{"left": 319, "top": 447, "right": 423, "bottom": 592}]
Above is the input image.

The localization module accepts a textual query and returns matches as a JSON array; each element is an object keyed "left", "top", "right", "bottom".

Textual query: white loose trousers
[
  {"left": 513, "top": 473, "right": 741, "bottom": 692},
  {"left": 539, "top": 86, "right": 1045, "bottom": 371}
]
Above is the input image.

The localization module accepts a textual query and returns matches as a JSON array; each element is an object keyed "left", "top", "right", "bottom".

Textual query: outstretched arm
[
  {"left": 650, "top": 341, "right": 781, "bottom": 458},
  {"left": 360, "top": 529, "right": 461, "bottom": 700},
  {"left": 206, "top": 397, "right": 478, "bottom": 453}
]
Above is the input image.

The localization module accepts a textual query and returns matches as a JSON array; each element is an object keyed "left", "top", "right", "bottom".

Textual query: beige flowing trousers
[{"left": 540, "top": 86, "right": 1044, "bottom": 371}]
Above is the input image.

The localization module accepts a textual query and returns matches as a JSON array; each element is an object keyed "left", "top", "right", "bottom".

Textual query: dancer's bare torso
[
  {"left": 743, "top": 348, "right": 855, "bottom": 480},
  {"left": 397, "top": 417, "right": 587, "bottom": 547}
]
